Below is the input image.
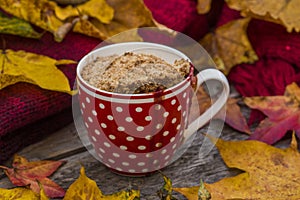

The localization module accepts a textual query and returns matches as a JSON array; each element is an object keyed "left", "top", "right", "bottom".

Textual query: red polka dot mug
[{"left": 76, "top": 42, "right": 229, "bottom": 175}]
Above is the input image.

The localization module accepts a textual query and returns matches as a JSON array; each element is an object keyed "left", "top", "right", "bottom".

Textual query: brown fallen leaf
[
  {"left": 200, "top": 18, "right": 258, "bottom": 75},
  {"left": 197, "top": 0, "right": 212, "bottom": 14},
  {"left": 0, "top": 155, "right": 65, "bottom": 198},
  {"left": 0, "top": 49, "right": 76, "bottom": 94},
  {"left": 173, "top": 180, "right": 210, "bottom": 200},
  {"left": 63, "top": 166, "right": 140, "bottom": 200},
  {"left": 73, "top": 0, "right": 157, "bottom": 41},
  {"left": 244, "top": 82, "right": 300, "bottom": 144},
  {"left": 189, "top": 87, "right": 250, "bottom": 134},
  {"left": 0, "top": 0, "right": 114, "bottom": 41},
  {"left": 225, "top": 0, "right": 300, "bottom": 32},
  {"left": 174, "top": 133, "right": 300, "bottom": 199}
]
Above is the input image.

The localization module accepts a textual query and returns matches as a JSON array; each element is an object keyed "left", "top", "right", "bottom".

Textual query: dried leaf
[
  {"left": 200, "top": 18, "right": 258, "bottom": 75},
  {"left": 197, "top": 0, "right": 212, "bottom": 14},
  {"left": 0, "top": 188, "right": 46, "bottom": 200},
  {"left": 0, "top": 155, "right": 65, "bottom": 198},
  {"left": 0, "top": 11, "right": 42, "bottom": 39},
  {"left": 203, "top": 133, "right": 300, "bottom": 199},
  {"left": 244, "top": 82, "right": 300, "bottom": 144},
  {"left": 189, "top": 87, "right": 250, "bottom": 134},
  {"left": 225, "top": 0, "right": 300, "bottom": 32},
  {"left": 0, "top": 49, "right": 76, "bottom": 94},
  {"left": 173, "top": 180, "right": 211, "bottom": 200},
  {"left": 64, "top": 166, "right": 140, "bottom": 200},
  {"left": 157, "top": 174, "right": 177, "bottom": 200},
  {"left": 73, "top": 0, "right": 156, "bottom": 41}
]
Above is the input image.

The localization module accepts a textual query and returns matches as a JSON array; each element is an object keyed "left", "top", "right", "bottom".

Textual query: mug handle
[{"left": 184, "top": 68, "right": 230, "bottom": 139}]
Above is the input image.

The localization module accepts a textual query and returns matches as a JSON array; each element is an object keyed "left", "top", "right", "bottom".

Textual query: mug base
[{"left": 108, "top": 167, "right": 158, "bottom": 177}]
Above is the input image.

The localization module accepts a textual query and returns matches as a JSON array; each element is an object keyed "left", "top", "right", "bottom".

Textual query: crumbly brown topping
[{"left": 81, "top": 52, "right": 190, "bottom": 94}]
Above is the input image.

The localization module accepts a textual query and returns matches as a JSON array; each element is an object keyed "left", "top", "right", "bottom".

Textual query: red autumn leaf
[
  {"left": 244, "top": 82, "right": 300, "bottom": 144},
  {"left": 0, "top": 155, "right": 65, "bottom": 198}
]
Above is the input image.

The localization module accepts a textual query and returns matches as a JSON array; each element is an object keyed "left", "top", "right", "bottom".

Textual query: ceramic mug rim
[{"left": 76, "top": 42, "right": 194, "bottom": 100}]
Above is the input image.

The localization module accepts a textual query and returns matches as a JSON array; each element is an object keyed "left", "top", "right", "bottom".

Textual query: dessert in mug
[{"left": 80, "top": 52, "right": 190, "bottom": 94}]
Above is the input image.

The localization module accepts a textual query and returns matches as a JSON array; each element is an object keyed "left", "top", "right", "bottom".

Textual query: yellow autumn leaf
[
  {"left": 0, "top": 187, "right": 47, "bottom": 200},
  {"left": 197, "top": 0, "right": 212, "bottom": 14},
  {"left": 0, "top": 49, "right": 76, "bottom": 94},
  {"left": 225, "top": 0, "right": 300, "bottom": 32},
  {"left": 174, "top": 180, "right": 211, "bottom": 200},
  {"left": 63, "top": 167, "right": 140, "bottom": 200},
  {"left": 204, "top": 133, "right": 300, "bottom": 199},
  {"left": 54, "top": 0, "right": 114, "bottom": 24},
  {"left": 200, "top": 17, "right": 258, "bottom": 75},
  {"left": 73, "top": 0, "right": 156, "bottom": 41}
]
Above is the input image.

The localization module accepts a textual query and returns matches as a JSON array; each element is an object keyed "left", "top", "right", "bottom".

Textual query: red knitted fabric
[{"left": 0, "top": 0, "right": 212, "bottom": 163}]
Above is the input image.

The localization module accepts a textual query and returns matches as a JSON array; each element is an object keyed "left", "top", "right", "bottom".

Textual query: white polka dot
[
  {"left": 88, "top": 117, "right": 93, "bottom": 123},
  {"left": 170, "top": 137, "right": 175, "bottom": 143},
  {"left": 86, "top": 97, "right": 90, "bottom": 103},
  {"left": 155, "top": 143, "right": 162, "bottom": 148},
  {"left": 99, "top": 103, "right": 105, "bottom": 109},
  {"left": 138, "top": 145, "right": 146, "bottom": 150},
  {"left": 126, "top": 136, "right": 134, "bottom": 141},
  {"left": 129, "top": 169, "right": 135, "bottom": 173},
  {"left": 120, "top": 145, "right": 127, "bottom": 150},
  {"left": 80, "top": 109, "right": 83, "bottom": 114},
  {"left": 153, "top": 160, "right": 159, "bottom": 164},
  {"left": 105, "top": 163, "right": 111, "bottom": 168},
  {"left": 113, "top": 153, "right": 120, "bottom": 157},
  {"left": 92, "top": 136, "right": 97, "bottom": 142},
  {"left": 171, "top": 118, "right": 177, "bottom": 124},
  {"left": 183, "top": 111, "right": 186, "bottom": 117},
  {"left": 145, "top": 135, "right": 152, "bottom": 140},
  {"left": 118, "top": 126, "right": 125, "bottom": 131},
  {"left": 146, "top": 153, "right": 153, "bottom": 158},
  {"left": 145, "top": 116, "right": 152, "bottom": 121},
  {"left": 135, "top": 107, "right": 143, "bottom": 112},
  {"left": 177, "top": 105, "right": 182, "bottom": 111},
  {"left": 109, "top": 134, "right": 116, "bottom": 140},
  {"left": 125, "top": 117, "right": 133, "bottom": 122},
  {"left": 85, "top": 122, "right": 89, "bottom": 128},
  {"left": 163, "top": 112, "right": 169, "bottom": 117},
  {"left": 165, "top": 155, "right": 170, "bottom": 160},
  {"left": 78, "top": 90, "right": 81, "bottom": 95},
  {"left": 137, "top": 126, "right": 144, "bottom": 131},
  {"left": 155, "top": 104, "right": 161, "bottom": 110},
  {"left": 161, "top": 149, "right": 167, "bottom": 154},
  {"left": 183, "top": 92, "right": 187, "bottom": 98},
  {"left": 171, "top": 99, "right": 176, "bottom": 105},
  {"left": 156, "top": 123, "right": 162, "bottom": 129},
  {"left": 129, "top": 154, "right": 137, "bottom": 159},
  {"left": 92, "top": 110, "right": 97, "bottom": 116},
  {"left": 99, "top": 148, "right": 105, "bottom": 153},
  {"left": 82, "top": 102, "right": 86, "bottom": 109},
  {"left": 108, "top": 159, "right": 115, "bottom": 163},
  {"left": 122, "top": 162, "right": 129, "bottom": 166},
  {"left": 163, "top": 131, "right": 169, "bottom": 136},
  {"left": 116, "top": 167, "right": 123, "bottom": 171},
  {"left": 138, "top": 162, "right": 145, "bottom": 166},
  {"left": 104, "top": 142, "right": 111, "bottom": 148},
  {"left": 116, "top": 107, "right": 123, "bottom": 112},
  {"left": 101, "top": 123, "right": 107, "bottom": 128},
  {"left": 95, "top": 129, "right": 100, "bottom": 135},
  {"left": 97, "top": 153, "right": 103, "bottom": 159},
  {"left": 172, "top": 144, "right": 177, "bottom": 149},
  {"left": 176, "top": 124, "right": 181, "bottom": 130},
  {"left": 187, "top": 98, "right": 190, "bottom": 104},
  {"left": 107, "top": 115, "right": 113, "bottom": 120},
  {"left": 142, "top": 168, "right": 149, "bottom": 173}
]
